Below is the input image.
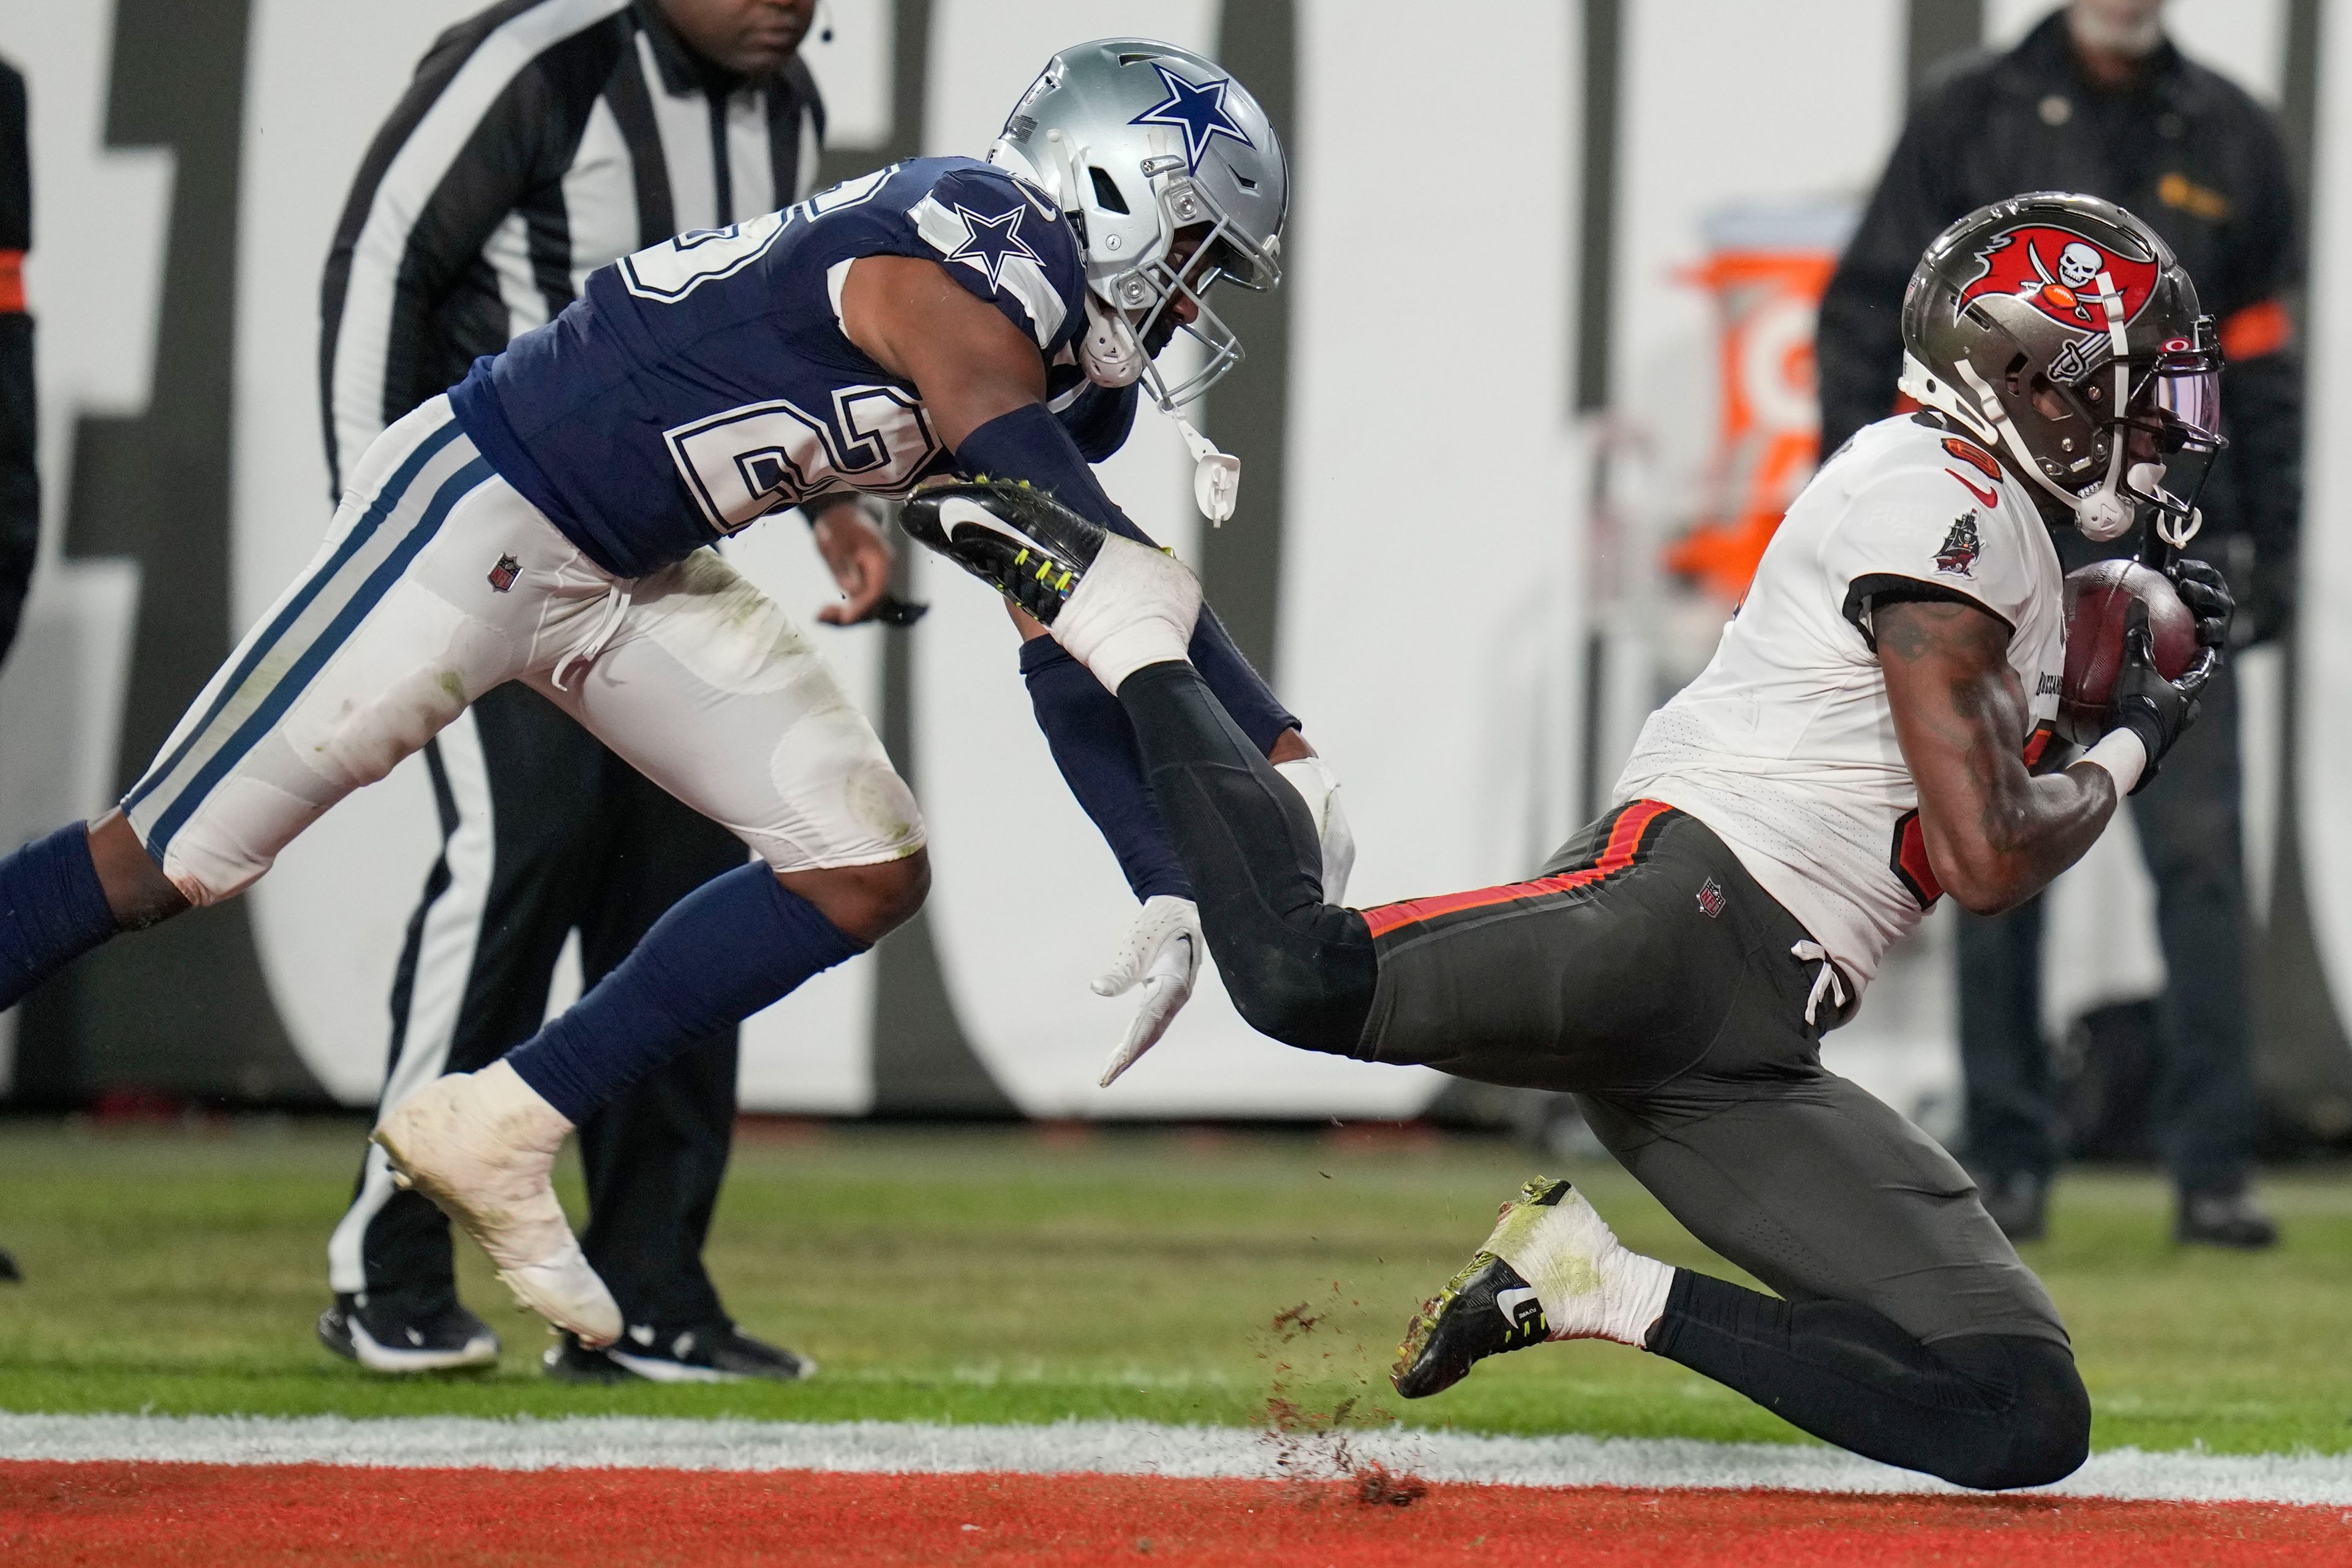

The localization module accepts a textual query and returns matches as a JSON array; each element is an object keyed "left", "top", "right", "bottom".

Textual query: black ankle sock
[{"left": 1648, "top": 1270, "right": 2089, "bottom": 1489}]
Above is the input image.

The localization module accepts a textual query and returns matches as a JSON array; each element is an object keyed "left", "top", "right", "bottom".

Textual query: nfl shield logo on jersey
[{"left": 488, "top": 554, "right": 520, "bottom": 593}]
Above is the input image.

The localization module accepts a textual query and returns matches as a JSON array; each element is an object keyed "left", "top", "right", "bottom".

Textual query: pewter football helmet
[
  {"left": 990, "top": 38, "right": 1289, "bottom": 410},
  {"left": 1899, "top": 192, "right": 2222, "bottom": 545}
]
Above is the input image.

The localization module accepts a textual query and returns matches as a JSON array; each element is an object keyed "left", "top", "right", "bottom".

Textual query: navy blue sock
[
  {"left": 505, "top": 862, "right": 864, "bottom": 1123},
  {"left": 1021, "top": 636, "right": 1191, "bottom": 902},
  {"left": 0, "top": 823, "right": 121, "bottom": 1011}
]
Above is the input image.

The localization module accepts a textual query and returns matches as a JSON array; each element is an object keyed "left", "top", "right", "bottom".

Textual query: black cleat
[
  {"left": 317, "top": 1294, "right": 500, "bottom": 1373},
  {"left": 545, "top": 1322, "right": 817, "bottom": 1385},
  {"left": 1978, "top": 1172, "right": 2049, "bottom": 1244},
  {"left": 1391, "top": 1178, "right": 1574, "bottom": 1400},
  {"left": 2176, "top": 1188, "right": 2278, "bottom": 1250},
  {"left": 900, "top": 477, "right": 1107, "bottom": 624},
  {"left": 0, "top": 1246, "right": 18, "bottom": 1283}
]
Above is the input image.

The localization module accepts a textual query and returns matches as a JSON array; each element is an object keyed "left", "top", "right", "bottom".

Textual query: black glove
[
  {"left": 2169, "top": 557, "right": 2234, "bottom": 652},
  {"left": 2105, "top": 598, "right": 2218, "bottom": 794}
]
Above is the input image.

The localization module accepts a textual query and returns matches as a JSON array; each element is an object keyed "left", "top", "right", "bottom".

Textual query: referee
[{"left": 318, "top": 0, "right": 878, "bottom": 1382}]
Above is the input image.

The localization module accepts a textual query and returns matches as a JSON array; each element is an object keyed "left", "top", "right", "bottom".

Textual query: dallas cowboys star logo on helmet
[
  {"left": 1128, "top": 61, "right": 1254, "bottom": 174},
  {"left": 946, "top": 205, "right": 1041, "bottom": 288}
]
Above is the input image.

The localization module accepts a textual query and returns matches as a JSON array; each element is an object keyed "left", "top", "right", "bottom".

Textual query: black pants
[
  {"left": 326, "top": 682, "right": 747, "bottom": 1333},
  {"left": 1119, "top": 661, "right": 2089, "bottom": 1488},
  {"left": 1958, "top": 662, "right": 2255, "bottom": 1194}
]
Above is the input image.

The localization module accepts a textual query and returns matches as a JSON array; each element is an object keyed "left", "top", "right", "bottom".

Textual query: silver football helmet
[{"left": 990, "top": 37, "right": 1289, "bottom": 411}]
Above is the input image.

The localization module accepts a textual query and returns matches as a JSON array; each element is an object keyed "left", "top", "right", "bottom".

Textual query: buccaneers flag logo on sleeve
[{"left": 1953, "top": 224, "right": 2160, "bottom": 331}]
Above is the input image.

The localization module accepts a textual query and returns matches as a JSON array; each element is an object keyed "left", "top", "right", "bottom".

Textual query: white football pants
[{"left": 123, "top": 396, "right": 922, "bottom": 905}]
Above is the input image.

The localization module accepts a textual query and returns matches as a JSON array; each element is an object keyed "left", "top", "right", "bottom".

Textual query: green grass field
[{"left": 2, "top": 1118, "right": 2348, "bottom": 1456}]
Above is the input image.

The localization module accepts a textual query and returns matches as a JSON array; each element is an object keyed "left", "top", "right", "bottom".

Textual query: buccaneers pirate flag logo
[
  {"left": 1953, "top": 224, "right": 2160, "bottom": 331},
  {"left": 1934, "top": 513, "right": 1981, "bottom": 578}
]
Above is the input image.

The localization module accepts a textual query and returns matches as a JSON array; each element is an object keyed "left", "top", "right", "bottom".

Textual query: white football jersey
[{"left": 1613, "top": 415, "right": 2065, "bottom": 994}]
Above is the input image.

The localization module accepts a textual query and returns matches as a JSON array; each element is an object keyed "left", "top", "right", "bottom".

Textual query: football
[{"left": 2059, "top": 559, "right": 2199, "bottom": 742}]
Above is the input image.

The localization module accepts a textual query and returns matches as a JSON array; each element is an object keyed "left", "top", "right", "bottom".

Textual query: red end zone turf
[{"left": 4, "top": 1463, "right": 2348, "bottom": 1567}]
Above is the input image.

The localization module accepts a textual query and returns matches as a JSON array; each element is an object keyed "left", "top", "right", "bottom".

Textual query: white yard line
[{"left": 4, "top": 1413, "right": 2350, "bottom": 1507}]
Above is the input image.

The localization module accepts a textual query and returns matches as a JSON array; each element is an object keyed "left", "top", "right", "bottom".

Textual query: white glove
[
  {"left": 1093, "top": 894, "right": 1202, "bottom": 1088},
  {"left": 1274, "top": 755, "right": 1356, "bottom": 904}
]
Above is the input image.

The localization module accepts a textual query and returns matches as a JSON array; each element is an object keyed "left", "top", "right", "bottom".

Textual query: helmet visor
[
  {"left": 2146, "top": 356, "right": 2223, "bottom": 447},
  {"left": 2130, "top": 326, "right": 2226, "bottom": 514},
  {"left": 2119, "top": 334, "right": 2225, "bottom": 536}
]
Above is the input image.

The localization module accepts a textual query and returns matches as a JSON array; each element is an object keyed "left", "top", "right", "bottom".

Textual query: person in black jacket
[
  {"left": 317, "top": 0, "right": 879, "bottom": 1382},
  {"left": 1816, "top": 0, "right": 2293, "bottom": 1248}
]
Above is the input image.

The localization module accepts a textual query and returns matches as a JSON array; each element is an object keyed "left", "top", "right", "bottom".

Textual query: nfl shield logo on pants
[{"left": 488, "top": 554, "right": 520, "bottom": 592}]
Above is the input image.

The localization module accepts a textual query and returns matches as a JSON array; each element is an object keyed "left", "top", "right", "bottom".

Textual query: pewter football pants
[{"left": 1115, "top": 658, "right": 2087, "bottom": 1488}]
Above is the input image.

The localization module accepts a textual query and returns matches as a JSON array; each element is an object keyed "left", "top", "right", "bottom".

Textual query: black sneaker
[
  {"left": 2176, "top": 1188, "right": 2278, "bottom": 1250},
  {"left": 900, "top": 477, "right": 1106, "bottom": 624},
  {"left": 544, "top": 1324, "right": 817, "bottom": 1385},
  {"left": 1978, "top": 1172, "right": 2049, "bottom": 1244},
  {"left": 317, "top": 1293, "right": 499, "bottom": 1373},
  {"left": 1391, "top": 1177, "right": 1570, "bottom": 1400}
]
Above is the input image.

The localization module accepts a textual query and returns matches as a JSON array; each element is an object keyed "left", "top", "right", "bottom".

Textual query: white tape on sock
[{"left": 1482, "top": 1185, "right": 1676, "bottom": 1348}]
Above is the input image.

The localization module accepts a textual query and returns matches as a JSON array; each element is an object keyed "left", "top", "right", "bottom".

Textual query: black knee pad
[
  {"left": 1999, "top": 1337, "right": 2092, "bottom": 1488},
  {"left": 1939, "top": 1334, "right": 2092, "bottom": 1490},
  {"left": 1217, "top": 931, "right": 1375, "bottom": 1056}
]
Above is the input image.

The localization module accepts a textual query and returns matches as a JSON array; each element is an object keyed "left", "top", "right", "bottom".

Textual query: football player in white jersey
[{"left": 903, "top": 192, "right": 2231, "bottom": 1490}]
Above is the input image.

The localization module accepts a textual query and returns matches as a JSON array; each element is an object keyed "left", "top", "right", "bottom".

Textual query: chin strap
[{"left": 1078, "top": 294, "right": 1145, "bottom": 391}]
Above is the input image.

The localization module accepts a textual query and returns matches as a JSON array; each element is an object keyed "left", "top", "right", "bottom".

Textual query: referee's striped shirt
[{"left": 319, "top": 0, "right": 827, "bottom": 494}]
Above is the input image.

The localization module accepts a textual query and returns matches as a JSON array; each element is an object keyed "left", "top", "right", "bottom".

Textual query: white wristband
[{"left": 2079, "top": 728, "right": 2149, "bottom": 797}]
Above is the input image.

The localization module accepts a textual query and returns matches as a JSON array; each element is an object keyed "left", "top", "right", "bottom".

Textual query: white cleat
[
  {"left": 1050, "top": 532, "right": 1203, "bottom": 694},
  {"left": 1392, "top": 1177, "right": 1674, "bottom": 1399},
  {"left": 1484, "top": 1177, "right": 1676, "bottom": 1346},
  {"left": 371, "top": 1061, "right": 622, "bottom": 1349}
]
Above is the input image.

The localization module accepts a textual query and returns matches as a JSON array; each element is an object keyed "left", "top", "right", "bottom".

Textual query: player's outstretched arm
[{"left": 1877, "top": 597, "right": 2120, "bottom": 915}]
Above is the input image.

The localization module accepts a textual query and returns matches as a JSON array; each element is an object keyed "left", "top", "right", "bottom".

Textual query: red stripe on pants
[{"left": 1361, "top": 799, "right": 1672, "bottom": 939}]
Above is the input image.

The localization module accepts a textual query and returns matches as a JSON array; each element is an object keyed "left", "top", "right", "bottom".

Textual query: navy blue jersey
[{"left": 448, "top": 156, "right": 1100, "bottom": 578}]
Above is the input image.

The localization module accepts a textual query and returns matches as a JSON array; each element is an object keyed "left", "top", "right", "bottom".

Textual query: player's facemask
[
  {"left": 1082, "top": 167, "right": 1280, "bottom": 413},
  {"left": 1063, "top": 162, "right": 1276, "bottom": 521},
  {"left": 2051, "top": 318, "right": 2226, "bottom": 548},
  {"left": 1948, "top": 287, "right": 2223, "bottom": 546},
  {"left": 2119, "top": 333, "right": 2225, "bottom": 547}
]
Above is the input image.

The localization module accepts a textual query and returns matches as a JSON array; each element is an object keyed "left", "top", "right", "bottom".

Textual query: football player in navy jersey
[{"left": 0, "top": 39, "right": 1334, "bottom": 1347}]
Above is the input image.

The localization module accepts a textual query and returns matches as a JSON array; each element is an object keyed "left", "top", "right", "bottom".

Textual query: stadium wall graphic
[{"left": 0, "top": 0, "right": 2345, "bottom": 1140}]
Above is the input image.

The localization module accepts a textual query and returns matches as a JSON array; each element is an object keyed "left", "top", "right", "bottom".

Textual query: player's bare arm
[
  {"left": 1876, "top": 597, "right": 2112, "bottom": 914},
  {"left": 838, "top": 254, "right": 1046, "bottom": 447}
]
